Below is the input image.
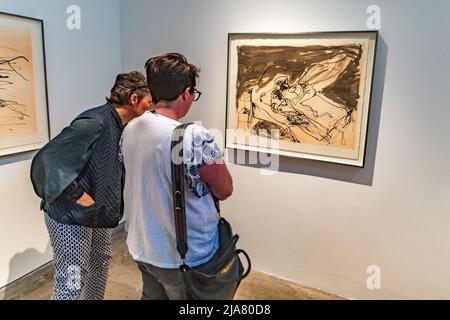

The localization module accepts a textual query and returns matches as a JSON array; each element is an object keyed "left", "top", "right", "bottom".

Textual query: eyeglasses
[{"left": 190, "top": 88, "right": 202, "bottom": 101}]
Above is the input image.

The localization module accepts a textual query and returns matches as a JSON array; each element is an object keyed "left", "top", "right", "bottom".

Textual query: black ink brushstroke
[
  {"left": 236, "top": 45, "right": 362, "bottom": 110},
  {"left": 235, "top": 44, "right": 362, "bottom": 145},
  {"left": 0, "top": 56, "right": 31, "bottom": 128}
]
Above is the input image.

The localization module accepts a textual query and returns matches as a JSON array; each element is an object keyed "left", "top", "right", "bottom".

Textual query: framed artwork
[
  {"left": 0, "top": 12, "right": 50, "bottom": 157},
  {"left": 226, "top": 31, "right": 378, "bottom": 167}
]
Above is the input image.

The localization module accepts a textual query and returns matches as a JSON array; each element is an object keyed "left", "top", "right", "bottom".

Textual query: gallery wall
[
  {"left": 0, "top": 0, "right": 122, "bottom": 290},
  {"left": 0, "top": 0, "right": 448, "bottom": 299},
  {"left": 121, "top": 0, "right": 450, "bottom": 299}
]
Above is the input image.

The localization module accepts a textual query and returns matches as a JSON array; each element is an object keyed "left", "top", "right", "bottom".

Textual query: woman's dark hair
[
  {"left": 145, "top": 53, "right": 199, "bottom": 103},
  {"left": 106, "top": 71, "right": 149, "bottom": 106}
]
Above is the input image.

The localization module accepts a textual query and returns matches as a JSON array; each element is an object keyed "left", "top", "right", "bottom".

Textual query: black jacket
[{"left": 31, "top": 103, "right": 125, "bottom": 228}]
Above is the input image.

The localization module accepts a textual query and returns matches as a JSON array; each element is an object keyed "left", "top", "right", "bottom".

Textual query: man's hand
[{"left": 76, "top": 192, "right": 95, "bottom": 207}]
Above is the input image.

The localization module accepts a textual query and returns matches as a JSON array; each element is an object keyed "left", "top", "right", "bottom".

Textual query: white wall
[
  {"left": 121, "top": 0, "right": 450, "bottom": 299},
  {"left": 0, "top": 0, "right": 122, "bottom": 290},
  {"left": 1, "top": 0, "right": 448, "bottom": 299}
]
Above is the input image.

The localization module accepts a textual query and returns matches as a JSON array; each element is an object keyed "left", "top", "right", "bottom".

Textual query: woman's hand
[{"left": 76, "top": 192, "right": 95, "bottom": 207}]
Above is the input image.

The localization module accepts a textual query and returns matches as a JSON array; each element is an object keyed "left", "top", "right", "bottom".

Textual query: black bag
[{"left": 171, "top": 124, "right": 251, "bottom": 300}]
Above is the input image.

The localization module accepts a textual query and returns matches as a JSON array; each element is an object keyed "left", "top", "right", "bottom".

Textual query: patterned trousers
[{"left": 45, "top": 214, "right": 112, "bottom": 300}]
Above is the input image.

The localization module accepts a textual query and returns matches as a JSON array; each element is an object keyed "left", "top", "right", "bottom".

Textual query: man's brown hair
[
  {"left": 106, "top": 71, "right": 149, "bottom": 106},
  {"left": 145, "top": 53, "right": 199, "bottom": 103}
]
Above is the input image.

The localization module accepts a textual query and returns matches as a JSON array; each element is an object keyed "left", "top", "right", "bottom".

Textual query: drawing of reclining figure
[
  {"left": 259, "top": 75, "right": 315, "bottom": 112},
  {"left": 252, "top": 53, "right": 356, "bottom": 145}
]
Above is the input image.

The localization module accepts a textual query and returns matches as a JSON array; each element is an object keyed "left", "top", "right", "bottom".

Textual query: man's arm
[
  {"left": 31, "top": 117, "right": 103, "bottom": 205},
  {"left": 199, "top": 163, "right": 233, "bottom": 201}
]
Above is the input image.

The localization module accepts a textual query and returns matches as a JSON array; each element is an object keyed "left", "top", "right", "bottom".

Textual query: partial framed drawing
[
  {"left": 226, "top": 31, "right": 378, "bottom": 167},
  {"left": 0, "top": 12, "right": 50, "bottom": 157}
]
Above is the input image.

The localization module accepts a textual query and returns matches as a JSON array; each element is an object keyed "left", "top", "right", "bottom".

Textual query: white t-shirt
[{"left": 121, "top": 111, "right": 223, "bottom": 268}]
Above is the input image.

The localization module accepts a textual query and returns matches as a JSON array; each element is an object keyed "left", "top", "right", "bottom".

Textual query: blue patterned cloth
[{"left": 183, "top": 125, "right": 224, "bottom": 198}]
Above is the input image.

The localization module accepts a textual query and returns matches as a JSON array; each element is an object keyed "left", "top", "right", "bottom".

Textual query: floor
[{"left": 5, "top": 231, "right": 344, "bottom": 300}]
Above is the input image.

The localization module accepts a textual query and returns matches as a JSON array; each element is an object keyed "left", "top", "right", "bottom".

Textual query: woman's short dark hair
[
  {"left": 106, "top": 71, "right": 149, "bottom": 106},
  {"left": 145, "top": 53, "right": 199, "bottom": 103}
]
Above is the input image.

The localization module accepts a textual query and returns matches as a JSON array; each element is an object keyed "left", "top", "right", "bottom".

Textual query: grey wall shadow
[
  {"left": 227, "top": 35, "right": 388, "bottom": 186},
  {"left": 1, "top": 242, "right": 52, "bottom": 300}
]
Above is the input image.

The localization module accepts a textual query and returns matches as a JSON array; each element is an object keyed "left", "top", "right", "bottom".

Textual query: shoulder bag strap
[{"left": 171, "top": 123, "right": 193, "bottom": 270}]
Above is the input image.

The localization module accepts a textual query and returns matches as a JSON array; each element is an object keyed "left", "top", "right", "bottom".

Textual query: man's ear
[
  {"left": 182, "top": 87, "right": 191, "bottom": 101},
  {"left": 129, "top": 93, "right": 139, "bottom": 106}
]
